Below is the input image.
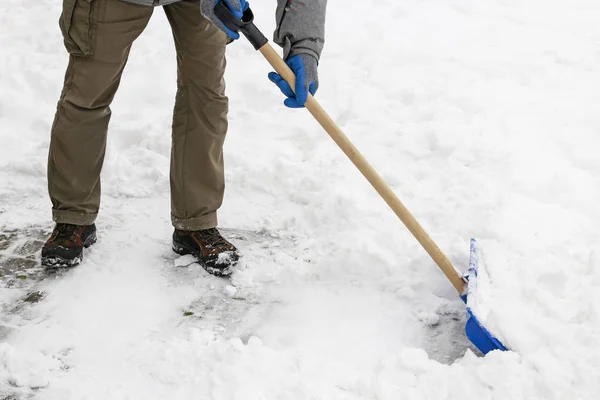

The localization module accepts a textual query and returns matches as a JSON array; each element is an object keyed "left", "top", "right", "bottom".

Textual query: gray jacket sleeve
[{"left": 274, "top": 0, "right": 327, "bottom": 62}]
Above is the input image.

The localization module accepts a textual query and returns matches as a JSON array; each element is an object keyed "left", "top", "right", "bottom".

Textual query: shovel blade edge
[
  {"left": 465, "top": 308, "right": 508, "bottom": 354},
  {"left": 464, "top": 238, "right": 508, "bottom": 355}
]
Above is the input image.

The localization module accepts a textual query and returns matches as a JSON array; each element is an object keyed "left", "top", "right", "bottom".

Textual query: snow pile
[
  {"left": 0, "top": 343, "right": 60, "bottom": 390},
  {"left": 2, "top": 0, "right": 600, "bottom": 399}
]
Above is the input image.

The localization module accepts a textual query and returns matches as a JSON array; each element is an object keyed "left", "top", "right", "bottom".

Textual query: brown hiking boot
[
  {"left": 41, "top": 223, "right": 97, "bottom": 268},
  {"left": 172, "top": 228, "right": 239, "bottom": 276}
]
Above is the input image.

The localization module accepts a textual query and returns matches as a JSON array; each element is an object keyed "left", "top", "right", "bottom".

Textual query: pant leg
[
  {"left": 163, "top": 0, "right": 230, "bottom": 231},
  {"left": 48, "top": 0, "right": 153, "bottom": 225}
]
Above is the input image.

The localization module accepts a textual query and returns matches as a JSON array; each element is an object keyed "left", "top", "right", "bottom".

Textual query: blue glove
[
  {"left": 201, "top": 0, "right": 249, "bottom": 40},
  {"left": 268, "top": 54, "right": 319, "bottom": 108}
]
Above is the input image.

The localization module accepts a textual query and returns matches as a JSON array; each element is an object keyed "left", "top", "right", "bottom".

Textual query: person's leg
[
  {"left": 163, "top": 0, "right": 230, "bottom": 231},
  {"left": 48, "top": 0, "right": 153, "bottom": 225}
]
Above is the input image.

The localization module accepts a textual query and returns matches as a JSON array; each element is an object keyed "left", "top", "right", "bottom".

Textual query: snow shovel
[{"left": 215, "top": 2, "right": 508, "bottom": 355}]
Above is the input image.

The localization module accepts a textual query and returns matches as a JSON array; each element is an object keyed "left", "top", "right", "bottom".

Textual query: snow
[{"left": 1, "top": 0, "right": 600, "bottom": 398}]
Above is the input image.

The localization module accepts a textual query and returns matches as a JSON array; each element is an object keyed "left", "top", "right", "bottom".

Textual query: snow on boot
[
  {"left": 172, "top": 228, "right": 240, "bottom": 277},
  {"left": 41, "top": 223, "right": 97, "bottom": 268}
]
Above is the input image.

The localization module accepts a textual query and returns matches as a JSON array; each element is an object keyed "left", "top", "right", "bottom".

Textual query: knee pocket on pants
[{"left": 59, "top": 0, "right": 97, "bottom": 57}]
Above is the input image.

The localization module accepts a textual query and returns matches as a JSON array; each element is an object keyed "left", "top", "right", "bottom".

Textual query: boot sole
[
  {"left": 172, "top": 243, "right": 234, "bottom": 277},
  {"left": 42, "top": 233, "right": 97, "bottom": 269}
]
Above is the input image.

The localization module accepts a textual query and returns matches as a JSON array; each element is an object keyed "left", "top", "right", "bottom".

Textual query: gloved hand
[
  {"left": 268, "top": 54, "right": 319, "bottom": 108},
  {"left": 200, "top": 0, "right": 249, "bottom": 40}
]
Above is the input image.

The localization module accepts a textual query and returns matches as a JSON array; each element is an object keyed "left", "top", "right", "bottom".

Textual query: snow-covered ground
[{"left": 1, "top": 0, "right": 600, "bottom": 398}]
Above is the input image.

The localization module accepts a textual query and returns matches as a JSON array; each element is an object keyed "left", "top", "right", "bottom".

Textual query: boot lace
[
  {"left": 202, "top": 228, "right": 231, "bottom": 248},
  {"left": 53, "top": 224, "right": 77, "bottom": 241}
]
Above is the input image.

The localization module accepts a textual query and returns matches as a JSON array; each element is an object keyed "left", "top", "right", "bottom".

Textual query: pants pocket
[{"left": 59, "top": 0, "right": 97, "bottom": 57}]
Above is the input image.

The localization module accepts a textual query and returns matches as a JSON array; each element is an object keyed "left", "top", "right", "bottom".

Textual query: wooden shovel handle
[{"left": 258, "top": 43, "right": 466, "bottom": 294}]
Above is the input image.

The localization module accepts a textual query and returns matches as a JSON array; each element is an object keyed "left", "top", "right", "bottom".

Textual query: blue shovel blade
[
  {"left": 461, "top": 238, "right": 508, "bottom": 355},
  {"left": 465, "top": 307, "right": 507, "bottom": 354}
]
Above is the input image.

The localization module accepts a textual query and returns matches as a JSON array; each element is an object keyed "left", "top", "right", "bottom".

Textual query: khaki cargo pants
[{"left": 49, "top": 0, "right": 229, "bottom": 231}]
